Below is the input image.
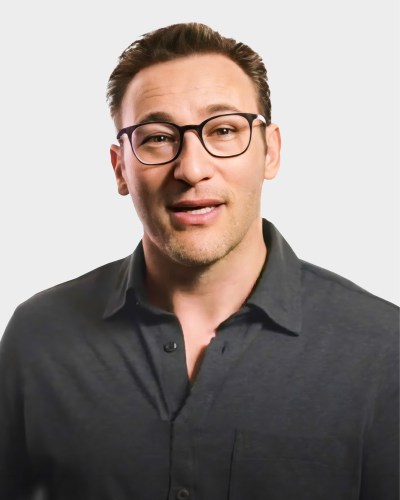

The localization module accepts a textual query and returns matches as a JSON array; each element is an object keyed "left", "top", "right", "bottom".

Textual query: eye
[
  {"left": 133, "top": 123, "right": 179, "bottom": 149},
  {"left": 143, "top": 134, "right": 174, "bottom": 144},
  {"left": 204, "top": 116, "right": 244, "bottom": 140},
  {"left": 214, "top": 127, "right": 234, "bottom": 136},
  {"left": 206, "top": 124, "right": 238, "bottom": 141}
]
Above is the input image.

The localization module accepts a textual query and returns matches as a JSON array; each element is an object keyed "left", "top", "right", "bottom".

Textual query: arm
[
  {"left": 0, "top": 311, "right": 33, "bottom": 499},
  {"left": 360, "top": 330, "right": 399, "bottom": 500}
]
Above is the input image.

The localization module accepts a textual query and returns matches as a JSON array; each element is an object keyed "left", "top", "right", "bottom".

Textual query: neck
[{"left": 143, "top": 219, "right": 267, "bottom": 329}]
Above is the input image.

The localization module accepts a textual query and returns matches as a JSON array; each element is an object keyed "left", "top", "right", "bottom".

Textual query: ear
[
  {"left": 263, "top": 124, "right": 281, "bottom": 180},
  {"left": 110, "top": 144, "right": 129, "bottom": 196}
]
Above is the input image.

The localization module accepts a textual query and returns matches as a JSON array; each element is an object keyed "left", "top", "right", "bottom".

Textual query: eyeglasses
[{"left": 117, "top": 112, "right": 267, "bottom": 166}]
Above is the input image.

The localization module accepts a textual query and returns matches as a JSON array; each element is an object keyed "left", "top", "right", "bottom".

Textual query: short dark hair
[{"left": 107, "top": 23, "right": 271, "bottom": 125}]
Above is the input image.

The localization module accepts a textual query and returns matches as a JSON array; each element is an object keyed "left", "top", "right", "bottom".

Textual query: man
[{"left": 0, "top": 22, "right": 398, "bottom": 500}]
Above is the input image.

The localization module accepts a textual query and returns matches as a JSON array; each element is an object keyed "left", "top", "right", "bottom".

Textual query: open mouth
[
  {"left": 168, "top": 199, "right": 224, "bottom": 224},
  {"left": 170, "top": 205, "right": 218, "bottom": 215}
]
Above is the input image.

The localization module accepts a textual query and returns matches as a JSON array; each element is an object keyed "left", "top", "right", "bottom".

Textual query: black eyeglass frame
[{"left": 116, "top": 112, "right": 267, "bottom": 166}]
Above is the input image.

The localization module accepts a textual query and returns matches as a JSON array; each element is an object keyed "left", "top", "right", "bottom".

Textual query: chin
[
  {"left": 163, "top": 239, "right": 235, "bottom": 268},
  {"left": 170, "top": 253, "right": 220, "bottom": 268}
]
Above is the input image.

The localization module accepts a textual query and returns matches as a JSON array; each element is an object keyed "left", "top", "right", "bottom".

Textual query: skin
[{"left": 110, "top": 53, "right": 281, "bottom": 381}]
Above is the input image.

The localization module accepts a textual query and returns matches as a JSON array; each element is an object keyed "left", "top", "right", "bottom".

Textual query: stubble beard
[{"left": 159, "top": 222, "right": 249, "bottom": 269}]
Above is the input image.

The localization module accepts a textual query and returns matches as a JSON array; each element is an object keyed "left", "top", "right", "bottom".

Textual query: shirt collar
[
  {"left": 103, "top": 219, "right": 302, "bottom": 335},
  {"left": 245, "top": 219, "right": 302, "bottom": 335},
  {"left": 102, "top": 245, "right": 146, "bottom": 319}
]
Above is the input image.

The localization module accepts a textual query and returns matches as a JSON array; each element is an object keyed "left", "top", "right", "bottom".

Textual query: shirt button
[
  {"left": 164, "top": 341, "right": 178, "bottom": 353},
  {"left": 176, "top": 488, "right": 190, "bottom": 500}
]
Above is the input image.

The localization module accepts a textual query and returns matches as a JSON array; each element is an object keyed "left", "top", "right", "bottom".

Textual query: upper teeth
[{"left": 185, "top": 206, "right": 215, "bottom": 215}]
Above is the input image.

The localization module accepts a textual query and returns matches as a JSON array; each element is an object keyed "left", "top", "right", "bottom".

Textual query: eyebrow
[
  {"left": 205, "top": 103, "right": 241, "bottom": 115},
  {"left": 137, "top": 111, "right": 173, "bottom": 123},
  {"left": 137, "top": 104, "right": 242, "bottom": 125}
]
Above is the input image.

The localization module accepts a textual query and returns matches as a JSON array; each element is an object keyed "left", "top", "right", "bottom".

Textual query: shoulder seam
[{"left": 300, "top": 261, "right": 399, "bottom": 310}]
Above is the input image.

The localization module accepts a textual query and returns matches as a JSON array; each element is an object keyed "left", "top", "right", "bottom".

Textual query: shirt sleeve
[
  {"left": 0, "top": 309, "right": 34, "bottom": 499},
  {"left": 360, "top": 328, "right": 399, "bottom": 500}
]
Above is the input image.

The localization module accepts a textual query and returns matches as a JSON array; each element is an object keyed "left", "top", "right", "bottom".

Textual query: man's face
[{"left": 111, "top": 54, "right": 280, "bottom": 267}]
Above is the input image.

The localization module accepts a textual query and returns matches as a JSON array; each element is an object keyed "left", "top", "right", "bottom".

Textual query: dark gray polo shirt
[{"left": 0, "top": 219, "right": 398, "bottom": 500}]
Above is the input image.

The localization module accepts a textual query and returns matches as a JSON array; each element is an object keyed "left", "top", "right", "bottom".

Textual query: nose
[{"left": 173, "top": 130, "right": 216, "bottom": 185}]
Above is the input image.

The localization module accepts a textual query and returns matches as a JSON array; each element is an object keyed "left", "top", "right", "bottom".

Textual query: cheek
[
  {"left": 122, "top": 155, "right": 146, "bottom": 194},
  {"left": 228, "top": 155, "right": 266, "bottom": 198},
  {"left": 124, "top": 164, "right": 168, "bottom": 207}
]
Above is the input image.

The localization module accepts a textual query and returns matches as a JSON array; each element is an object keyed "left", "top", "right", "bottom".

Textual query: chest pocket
[{"left": 229, "top": 431, "right": 360, "bottom": 500}]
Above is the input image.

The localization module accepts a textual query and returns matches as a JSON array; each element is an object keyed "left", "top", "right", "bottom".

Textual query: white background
[{"left": 0, "top": 0, "right": 399, "bottom": 337}]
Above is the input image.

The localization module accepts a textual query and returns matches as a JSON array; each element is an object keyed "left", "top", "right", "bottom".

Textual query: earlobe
[
  {"left": 264, "top": 124, "right": 281, "bottom": 180},
  {"left": 110, "top": 144, "right": 129, "bottom": 196}
]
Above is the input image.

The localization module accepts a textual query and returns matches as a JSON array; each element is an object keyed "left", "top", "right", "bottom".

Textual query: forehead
[{"left": 119, "top": 54, "right": 260, "bottom": 125}]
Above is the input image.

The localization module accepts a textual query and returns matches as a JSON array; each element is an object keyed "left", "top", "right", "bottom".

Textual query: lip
[
  {"left": 169, "top": 198, "right": 224, "bottom": 210},
  {"left": 168, "top": 199, "right": 224, "bottom": 226}
]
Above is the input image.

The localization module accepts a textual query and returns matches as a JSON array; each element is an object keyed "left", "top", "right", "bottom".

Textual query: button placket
[{"left": 168, "top": 422, "right": 196, "bottom": 500}]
